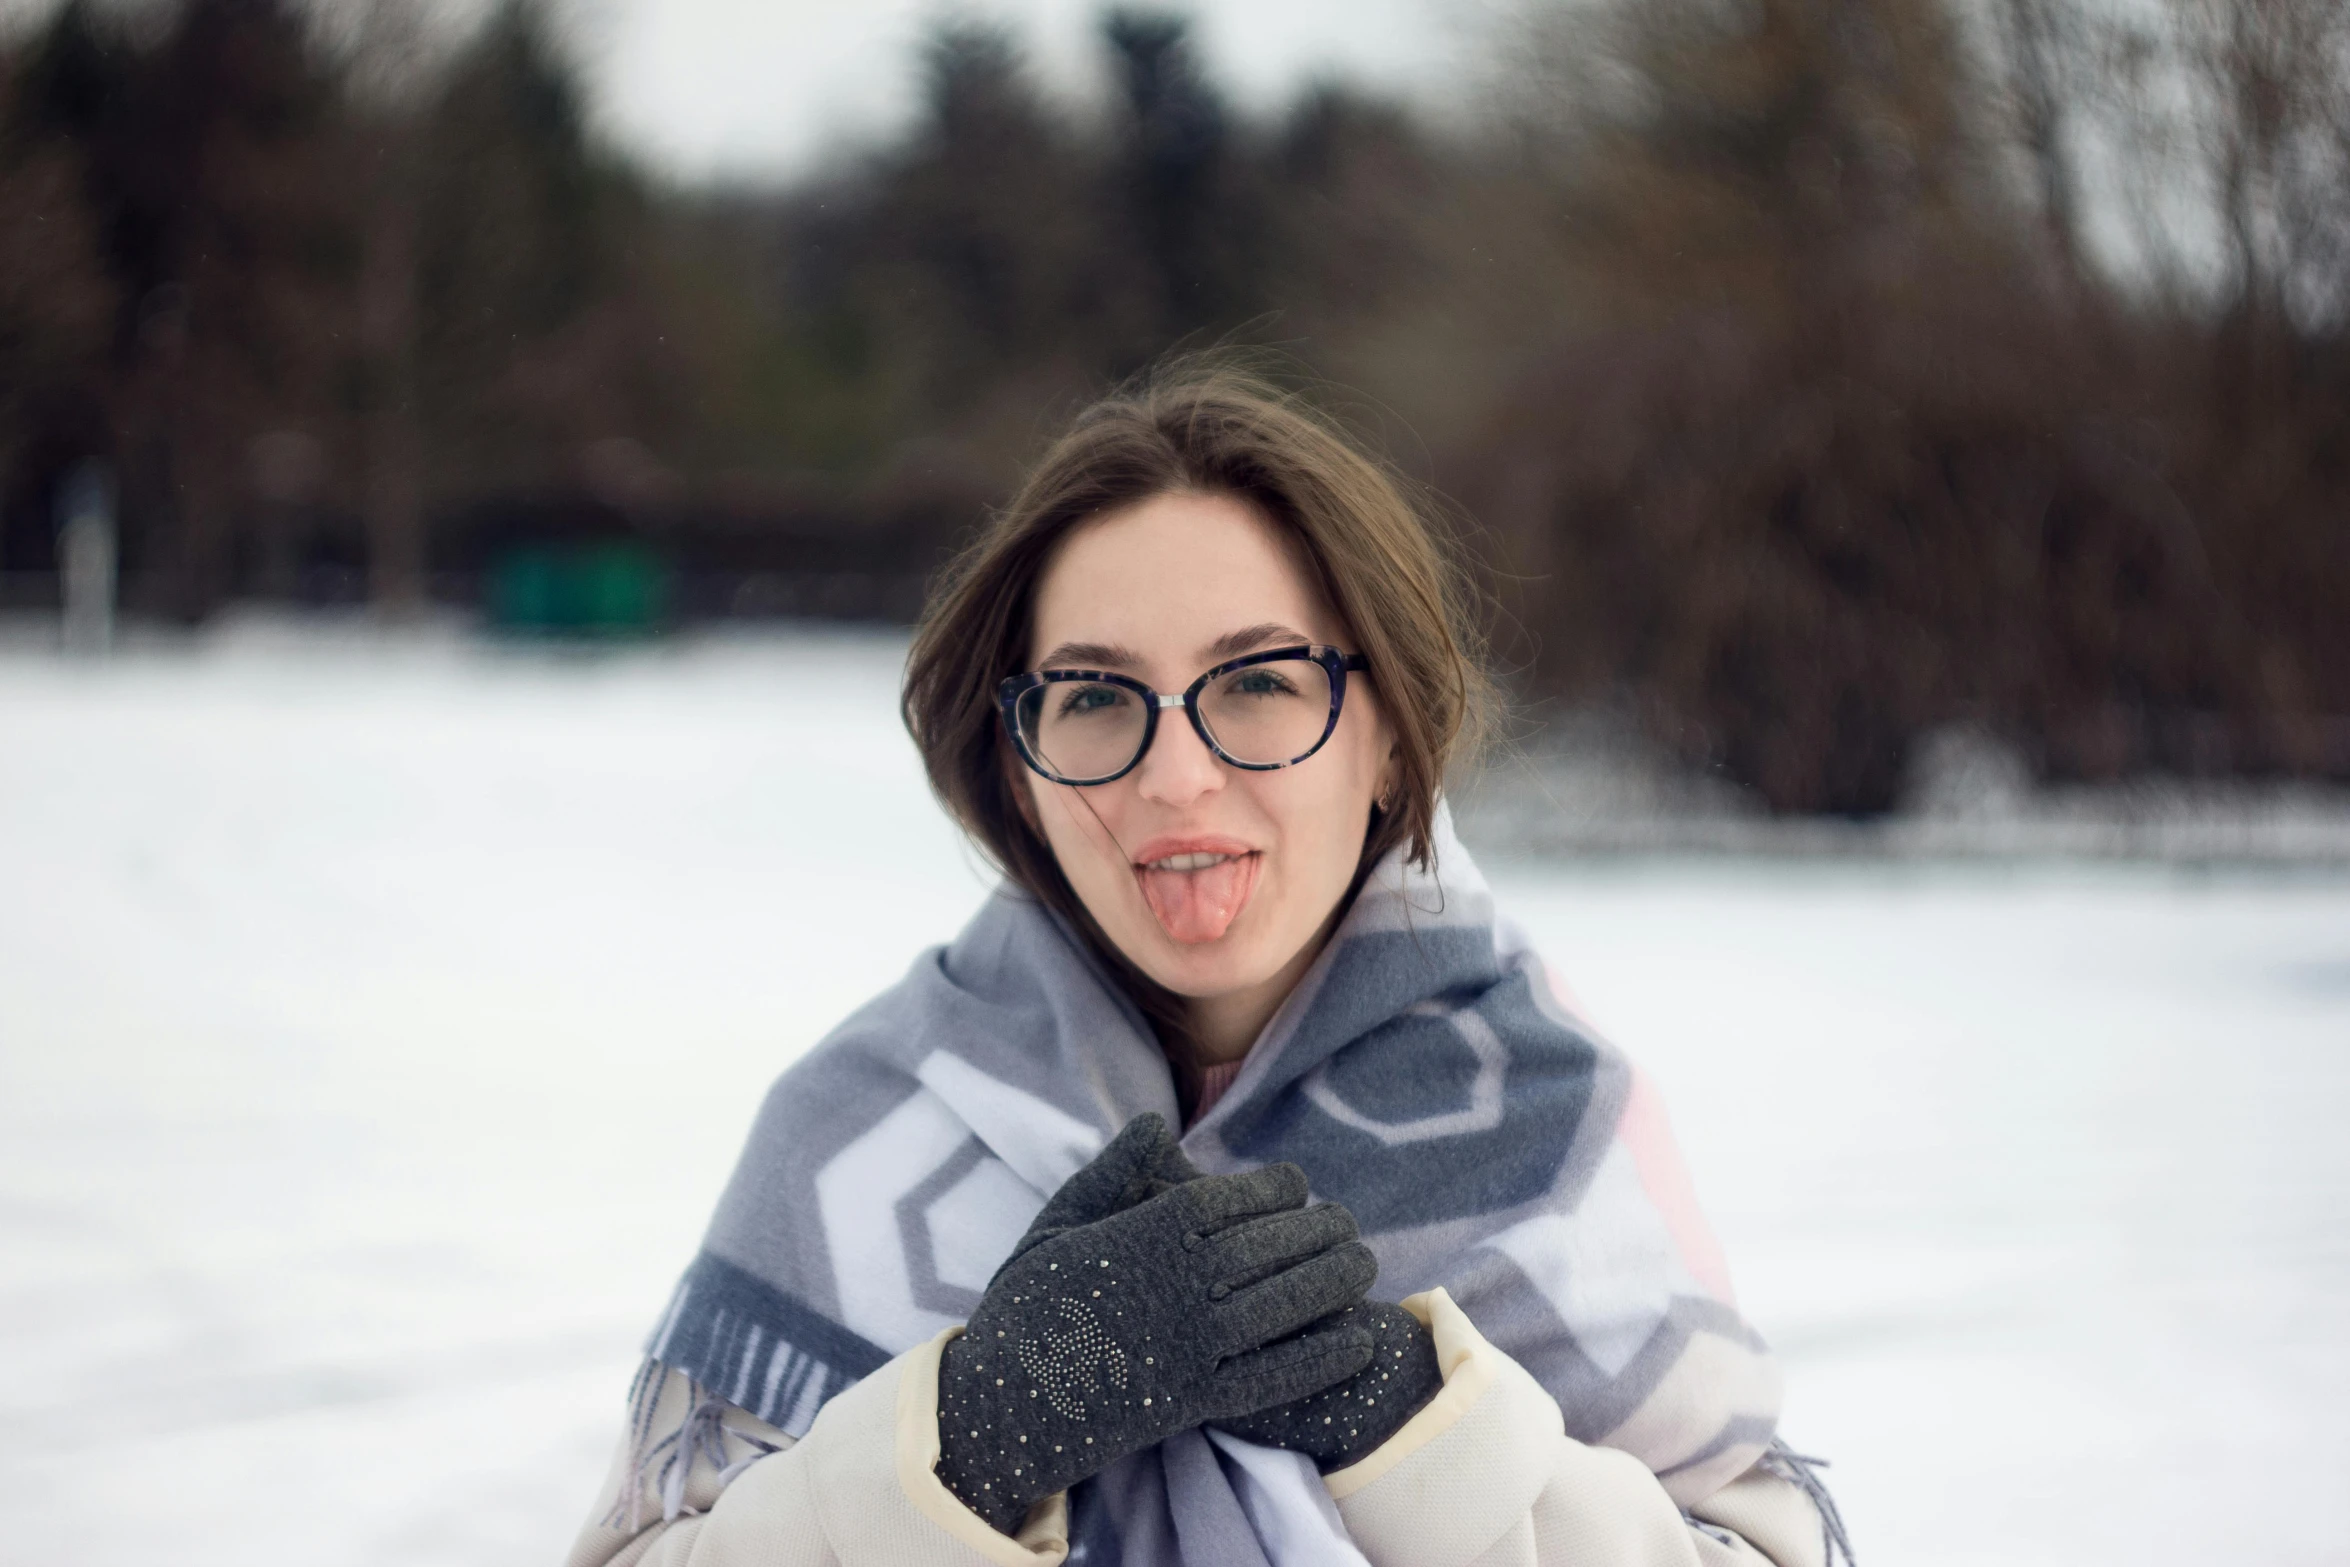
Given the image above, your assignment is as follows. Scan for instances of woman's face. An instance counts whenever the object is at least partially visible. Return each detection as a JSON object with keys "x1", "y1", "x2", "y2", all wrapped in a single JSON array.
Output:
[{"x1": 1019, "y1": 491, "x2": 1394, "y2": 1041}]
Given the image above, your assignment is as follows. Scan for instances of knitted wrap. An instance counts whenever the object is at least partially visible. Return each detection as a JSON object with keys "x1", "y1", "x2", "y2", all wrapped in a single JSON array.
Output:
[{"x1": 640, "y1": 811, "x2": 1781, "y2": 1564}]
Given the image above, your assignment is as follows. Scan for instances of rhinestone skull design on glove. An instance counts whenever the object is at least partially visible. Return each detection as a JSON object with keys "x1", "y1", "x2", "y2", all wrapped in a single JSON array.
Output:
[{"x1": 932, "y1": 1146, "x2": 1378, "y2": 1534}]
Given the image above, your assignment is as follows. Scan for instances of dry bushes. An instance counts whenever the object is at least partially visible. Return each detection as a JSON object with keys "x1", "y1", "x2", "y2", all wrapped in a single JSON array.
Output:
[{"x1": 1452, "y1": 0, "x2": 2350, "y2": 812}]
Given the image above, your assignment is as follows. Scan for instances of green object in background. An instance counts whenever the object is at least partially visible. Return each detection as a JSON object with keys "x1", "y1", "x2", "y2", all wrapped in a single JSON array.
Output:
[{"x1": 490, "y1": 542, "x2": 671, "y2": 635}]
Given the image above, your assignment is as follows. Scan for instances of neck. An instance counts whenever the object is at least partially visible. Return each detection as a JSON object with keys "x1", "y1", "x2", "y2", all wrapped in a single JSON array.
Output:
[
  {"x1": 1182, "y1": 985, "x2": 1288, "y2": 1066},
  {"x1": 1177, "y1": 908, "x2": 1339, "y2": 1066}
]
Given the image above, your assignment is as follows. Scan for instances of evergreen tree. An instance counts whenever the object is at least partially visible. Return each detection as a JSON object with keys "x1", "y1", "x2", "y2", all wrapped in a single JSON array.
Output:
[
  {"x1": 14, "y1": 0, "x2": 344, "y2": 617},
  {"x1": 414, "y1": 0, "x2": 635, "y2": 490},
  {"x1": 0, "y1": 25, "x2": 116, "y2": 573},
  {"x1": 861, "y1": 22, "x2": 1102, "y2": 418},
  {"x1": 1102, "y1": 9, "x2": 1262, "y2": 357}
]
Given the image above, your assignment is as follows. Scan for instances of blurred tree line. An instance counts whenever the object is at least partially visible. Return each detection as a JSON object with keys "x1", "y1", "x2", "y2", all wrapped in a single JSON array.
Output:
[{"x1": 0, "y1": 0, "x2": 2344, "y2": 811}]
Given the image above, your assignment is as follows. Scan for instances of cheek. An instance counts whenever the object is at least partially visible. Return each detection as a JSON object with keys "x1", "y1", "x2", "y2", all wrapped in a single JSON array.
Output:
[
  {"x1": 1326, "y1": 701, "x2": 1390, "y2": 811},
  {"x1": 1262, "y1": 734, "x2": 1382, "y2": 886},
  {"x1": 1029, "y1": 776, "x2": 1134, "y2": 888}
]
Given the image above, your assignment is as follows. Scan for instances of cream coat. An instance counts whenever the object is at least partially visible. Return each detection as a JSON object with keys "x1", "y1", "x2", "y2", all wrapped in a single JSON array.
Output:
[{"x1": 567, "y1": 1291, "x2": 1828, "y2": 1567}]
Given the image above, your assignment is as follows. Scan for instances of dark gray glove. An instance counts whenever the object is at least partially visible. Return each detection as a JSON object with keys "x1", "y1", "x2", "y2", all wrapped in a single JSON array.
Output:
[
  {"x1": 994, "y1": 1112, "x2": 1204, "y2": 1270},
  {"x1": 998, "y1": 1113, "x2": 1449, "y2": 1473},
  {"x1": 1213, "y1": 1297, "x2": 1444, "y2": 1470},
  {"x1": 933, "y1": 1138, "x2": 1378, "y2": 1533}
]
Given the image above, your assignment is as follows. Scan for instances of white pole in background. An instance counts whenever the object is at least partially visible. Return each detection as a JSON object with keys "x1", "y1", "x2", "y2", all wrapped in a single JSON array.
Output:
[{"x1": 56, "y1": 461, "x2": 116, "y2": 656}]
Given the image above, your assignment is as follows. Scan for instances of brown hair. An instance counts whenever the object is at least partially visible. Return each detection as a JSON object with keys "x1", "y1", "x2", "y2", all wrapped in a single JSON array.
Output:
[{"x1": 902, "y1": 360, "x2": 1495, "y2": 1056}]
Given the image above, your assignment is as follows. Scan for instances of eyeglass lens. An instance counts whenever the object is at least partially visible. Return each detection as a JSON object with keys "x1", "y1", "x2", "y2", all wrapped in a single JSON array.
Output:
[{"x1": 1014, "y1": 657, "x2": 1336, "y2": 780}]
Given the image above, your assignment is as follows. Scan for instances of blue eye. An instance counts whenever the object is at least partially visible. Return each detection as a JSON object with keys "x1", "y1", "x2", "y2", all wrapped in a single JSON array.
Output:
[
  {"x1": 1230, "y1": 669, "x2": 1299, "y2": 697},
  {"x1": 1057, "y1": 684, "x2": 1126, "y2": 716}
]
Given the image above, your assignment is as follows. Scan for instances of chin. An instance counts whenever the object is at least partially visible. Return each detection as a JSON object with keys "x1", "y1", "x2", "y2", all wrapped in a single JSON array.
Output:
[{"x1": 1131, "y1": 923, "x2": 1286, "y2": 1000}]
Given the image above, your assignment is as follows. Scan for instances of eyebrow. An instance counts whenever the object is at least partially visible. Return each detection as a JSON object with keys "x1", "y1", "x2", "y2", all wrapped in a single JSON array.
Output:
[
  {"x1": 1204, "y1": 623, "x2": 1311, "y2": 662},
  {"x1": 1036, "y1": 640, "x2": 1144, "y2": 670},
  {"x1": 1036, "y1": 623, "x2": 1310, "y2": 674}
]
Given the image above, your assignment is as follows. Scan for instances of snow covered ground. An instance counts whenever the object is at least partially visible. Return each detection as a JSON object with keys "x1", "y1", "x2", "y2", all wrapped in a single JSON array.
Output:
[{"x1": 3, "y1": 620, "x2": 2345, "y2": 1567}]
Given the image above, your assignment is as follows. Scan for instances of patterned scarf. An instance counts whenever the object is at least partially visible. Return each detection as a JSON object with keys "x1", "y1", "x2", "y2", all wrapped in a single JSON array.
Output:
[{"x1": 640, "y1": 812, "x2": 1781, "y2": 1563}]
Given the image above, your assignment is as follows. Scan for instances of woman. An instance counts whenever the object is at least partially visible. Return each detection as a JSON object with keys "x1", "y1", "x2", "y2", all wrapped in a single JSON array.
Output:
[{"x1": 567, "y1": 368, "x2": 1848, "y2": 1567}]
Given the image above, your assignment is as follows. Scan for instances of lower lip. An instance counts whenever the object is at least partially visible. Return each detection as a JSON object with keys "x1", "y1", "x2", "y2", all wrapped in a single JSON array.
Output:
[{"x1": 1133, "y1": 851, "x2": 1262, "y2": 946}]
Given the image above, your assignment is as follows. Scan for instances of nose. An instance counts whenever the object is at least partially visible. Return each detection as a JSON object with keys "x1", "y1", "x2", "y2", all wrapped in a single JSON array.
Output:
[{"x1": 1132, "y1": 698, "x2": 1224, "y2": 808}]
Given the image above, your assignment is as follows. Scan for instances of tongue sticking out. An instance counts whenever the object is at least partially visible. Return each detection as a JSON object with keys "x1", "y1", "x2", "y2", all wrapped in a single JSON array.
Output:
[{"x1": 1137, "y1": 854, "x2": 1261, "y2": 945}]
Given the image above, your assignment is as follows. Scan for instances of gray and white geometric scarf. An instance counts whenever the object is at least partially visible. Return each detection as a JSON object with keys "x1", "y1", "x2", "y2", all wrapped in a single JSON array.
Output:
[{"x1": 641, "y1": 811, "x2": 1782, "y2": 1564}]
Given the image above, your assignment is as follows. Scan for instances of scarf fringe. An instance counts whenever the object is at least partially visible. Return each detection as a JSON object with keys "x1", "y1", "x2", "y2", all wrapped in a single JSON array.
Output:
[
  {"x1": 604, "y1": 1358, "x2": 783, "y2": 1534},
  {"x1": 1759, "y1": 1439, "x2": 1856, "y2": 1567}
]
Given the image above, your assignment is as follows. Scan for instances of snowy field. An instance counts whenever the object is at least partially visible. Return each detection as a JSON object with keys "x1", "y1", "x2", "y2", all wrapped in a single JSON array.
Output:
[{"x1": 3, "y1": 620, "x2": 2345, "y2": 1567}]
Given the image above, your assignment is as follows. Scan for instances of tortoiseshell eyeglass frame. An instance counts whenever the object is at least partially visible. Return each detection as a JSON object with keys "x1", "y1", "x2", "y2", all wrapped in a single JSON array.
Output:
[{"x1": 997, "y1": 644, "x2": 1371, "y2": 786}]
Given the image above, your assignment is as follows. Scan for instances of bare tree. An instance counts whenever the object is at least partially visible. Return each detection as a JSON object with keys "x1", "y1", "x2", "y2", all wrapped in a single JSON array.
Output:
[
  {"x1": 2082, "y1": 0, "x2": 2350, "y2": 329},
  {"x1": 1989, "y1": 0, "x2": 2086, "y2": 273}
]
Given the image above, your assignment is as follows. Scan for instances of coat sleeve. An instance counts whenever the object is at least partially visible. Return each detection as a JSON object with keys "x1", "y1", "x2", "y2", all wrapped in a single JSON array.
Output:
[
  {"x1": 565, "y1": 1331, "x2": 1069, "y2": 1567},
  {"x1": 1325, "y1": 1291, "x2": 1829, "y2": 1567}
]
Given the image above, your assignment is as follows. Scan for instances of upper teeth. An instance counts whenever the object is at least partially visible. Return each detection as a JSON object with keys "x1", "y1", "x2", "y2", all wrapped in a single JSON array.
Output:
[{"x1": 1150, "y1": 852, "x2": 1233, "y2": 872}]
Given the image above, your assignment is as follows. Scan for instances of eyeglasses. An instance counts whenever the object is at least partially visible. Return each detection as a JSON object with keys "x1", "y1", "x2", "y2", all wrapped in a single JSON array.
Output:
[{"x1": 999, "y1": 644, "x2": 1372, "y2": 786}]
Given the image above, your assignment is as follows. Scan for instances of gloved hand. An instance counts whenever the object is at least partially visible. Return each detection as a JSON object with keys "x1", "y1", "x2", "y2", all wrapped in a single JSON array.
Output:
[
  {"x1": 992, "y1": 1112, "x2": 1204, "y2": 1272},
  {"x1": 995, "y1": 1113, "x2": 1448, "y2": 1474},
  {"x1": 1211, "y1": 1297, "x2": 1444, "y2": 1470},
  {"x1": 933, "y1": 1126, "x2": 1378, "y2": 1533}
]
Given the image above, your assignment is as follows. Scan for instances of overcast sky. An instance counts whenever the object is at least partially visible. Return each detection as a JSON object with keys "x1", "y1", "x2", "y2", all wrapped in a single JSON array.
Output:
[{"x1": 572, "y1": 0, "x2": 1477, "y2": 185}]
